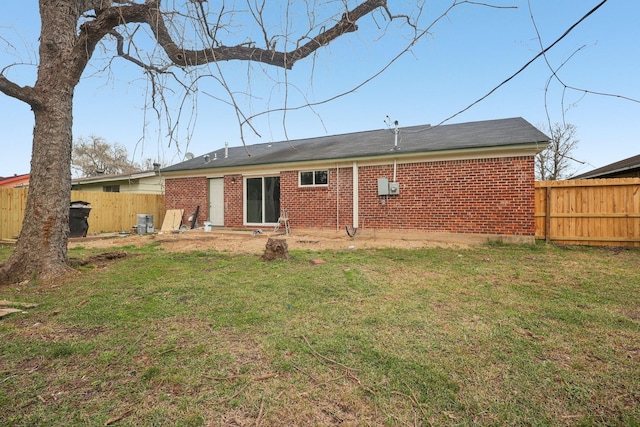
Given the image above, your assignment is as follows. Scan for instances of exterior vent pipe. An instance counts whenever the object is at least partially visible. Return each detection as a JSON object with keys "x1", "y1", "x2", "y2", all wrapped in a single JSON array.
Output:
[
  {"x1": 393, "y1": 121, "x2": 399, "y2": 181},
  {"x1": 394, "y1": 120, "x2": 399, "y2": 147},
  {"x1": 224, "y1": 142, "x2": 228, "y2": 159}
]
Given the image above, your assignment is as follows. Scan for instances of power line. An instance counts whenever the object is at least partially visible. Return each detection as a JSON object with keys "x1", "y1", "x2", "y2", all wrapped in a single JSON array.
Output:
[{"x1": 435, "y1": 0, "x2": 609, "y2": 126}]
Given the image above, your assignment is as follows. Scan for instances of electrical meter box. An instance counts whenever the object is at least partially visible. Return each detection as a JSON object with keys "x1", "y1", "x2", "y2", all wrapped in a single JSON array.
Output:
[
  {"x1": 389, "y1": 181, "x2": 400, "y2": 195},
  {"x1": 377, "y1": 177, "x2": 389, "y2": 195},
  {"x1": 378, "y1": 177, "x2": 400, "y2": 195}
]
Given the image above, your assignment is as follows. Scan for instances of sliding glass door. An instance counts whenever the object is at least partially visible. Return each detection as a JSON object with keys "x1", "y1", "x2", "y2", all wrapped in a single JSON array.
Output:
[{"x1": 245, "y1": 176, "x2": 280, "y2": 224}]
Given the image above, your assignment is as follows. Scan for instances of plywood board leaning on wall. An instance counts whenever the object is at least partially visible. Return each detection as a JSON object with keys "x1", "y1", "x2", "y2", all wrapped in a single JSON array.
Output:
[{"x1": 161, "y1": 209, "x2": 184, "y2": 232}]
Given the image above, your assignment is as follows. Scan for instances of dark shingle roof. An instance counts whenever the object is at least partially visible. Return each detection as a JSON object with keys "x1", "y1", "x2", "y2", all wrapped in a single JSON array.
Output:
[
  {"x1": 572, "y1": 154, "x2": 640, "y2": 179},
  {"x1": 162, "y1": 117, "x2": 548, "y2": 173}
]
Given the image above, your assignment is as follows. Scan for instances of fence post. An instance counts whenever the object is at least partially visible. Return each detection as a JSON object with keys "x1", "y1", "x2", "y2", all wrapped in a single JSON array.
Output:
[{"x1": 545, "y1": 185, "x2": 551, "y2": 243}]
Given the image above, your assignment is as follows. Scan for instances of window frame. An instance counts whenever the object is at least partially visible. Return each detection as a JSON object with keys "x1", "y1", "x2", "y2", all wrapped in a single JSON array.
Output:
[
  {"x1": 244, "y1": 175, "x2": 281, "y2": 226},
  {"x1": 298, "y1": 170, "x2": 329, "y2": 187},
  {"x1": 103, "y1": 185, "x2": 120, "y2": 193}
]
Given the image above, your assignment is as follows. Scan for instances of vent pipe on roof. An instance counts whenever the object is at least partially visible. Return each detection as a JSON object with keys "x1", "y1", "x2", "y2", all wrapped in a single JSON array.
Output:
[
  {"x1": 385, "y1": 116, "x2": 400, "y2": 150},
  {"x1": 390, "y1": 119, "x2": 400, "y2": 181},
  {"x1": 224, "y1": 142, "x2": 228, "y2": 159},
  {"x1": 394, "y1": 120, "x2": 399, "y2": 148}
]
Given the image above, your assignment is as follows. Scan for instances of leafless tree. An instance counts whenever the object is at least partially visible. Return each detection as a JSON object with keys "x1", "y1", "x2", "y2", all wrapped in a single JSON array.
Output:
[
  {"x1": 535, "y1": 122, "x2": 579, "y2": 180},
  {"x1": 0, "y1": 0, "x2": 431, "y2": 283},
  {"x1": 72, "y1": 135, "x2": 142, "y2": 178},
  {"x1": 0, "y1": 0, "x2": 614, "y2": 284}
]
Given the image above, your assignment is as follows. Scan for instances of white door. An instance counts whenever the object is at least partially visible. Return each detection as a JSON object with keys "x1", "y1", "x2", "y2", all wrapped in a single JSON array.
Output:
[{"x1": 209, "y1": 178, "x2": 224, "y2": 226}]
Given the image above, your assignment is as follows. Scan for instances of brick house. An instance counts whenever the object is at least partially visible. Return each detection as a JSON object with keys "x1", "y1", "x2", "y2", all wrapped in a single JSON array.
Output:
[
  {"x1": 572, "y1": 153, "x2": 640, "y2": 179},
  {"x1": 161, "y1": 117, "x2": 549, "y2": 241}
]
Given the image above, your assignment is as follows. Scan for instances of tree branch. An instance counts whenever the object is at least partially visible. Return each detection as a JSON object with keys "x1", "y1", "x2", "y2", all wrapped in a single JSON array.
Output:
[
  {"x1": 284, "y1": 0, "x2": 387, "y2": 68},
  {"x1": 109, "y1": 29, "x2": 169, "y2": 74},
  {"x1": 239, "y1": 0, "x2": 468, "y2": 126},
  {"x1": 0, "y1": 73, "x2": 41, "y2": 108},
  {"x1": 78, "y1": 0, "x2": 387, "y2": 70}
]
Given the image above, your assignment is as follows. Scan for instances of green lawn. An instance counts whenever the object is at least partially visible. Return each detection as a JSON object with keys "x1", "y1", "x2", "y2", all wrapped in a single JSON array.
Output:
[{"x1": 1, "y1": 242, "x2": 639, "y2": 426}]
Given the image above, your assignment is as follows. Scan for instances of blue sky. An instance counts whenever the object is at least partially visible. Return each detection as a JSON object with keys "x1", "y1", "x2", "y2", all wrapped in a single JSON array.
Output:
[{"x1": 0, "y1": 0, "x2": 638, "y2": 178}]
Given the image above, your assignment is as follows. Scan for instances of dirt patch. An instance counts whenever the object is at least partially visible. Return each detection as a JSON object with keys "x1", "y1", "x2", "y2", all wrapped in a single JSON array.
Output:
[
  {"x1": 68, "y1": 228, "x2": 498, "y2": 254},
  {"x1": 69, "y1": 251, "x2": 130, "y2": 268}
]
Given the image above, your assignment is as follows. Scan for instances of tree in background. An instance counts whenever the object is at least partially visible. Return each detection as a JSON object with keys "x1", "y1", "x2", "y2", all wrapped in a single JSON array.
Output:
[
  {"x1": 535, "y1": 122, "x2": 579, "y2": 181},
  {"x1": 72, "y1": 135, "x2": 142, "y2": 178}
]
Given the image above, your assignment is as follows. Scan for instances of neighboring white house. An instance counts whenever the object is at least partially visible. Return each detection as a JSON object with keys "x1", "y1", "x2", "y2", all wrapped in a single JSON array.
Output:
[{"x1": 71, "y1": 169, "x2": 165, "y2": 194}]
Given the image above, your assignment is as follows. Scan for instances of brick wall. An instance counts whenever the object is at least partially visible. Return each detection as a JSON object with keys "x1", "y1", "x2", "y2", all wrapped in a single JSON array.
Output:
[
  {"x1": 165, "y1": 156, "x2": 536, "y2": 235},
  {"x1": 357, "y1": 157, "x2": 535, "y2": 235},
  {"x1": 280, "y1": 168, "x2": 353, "y2": 230},
  {"x1": 224, "y1": 175, "x2": 244, "y2": 227},
  {"x1": 164, "y1": 177, "x2": 209, "y2": 226}
]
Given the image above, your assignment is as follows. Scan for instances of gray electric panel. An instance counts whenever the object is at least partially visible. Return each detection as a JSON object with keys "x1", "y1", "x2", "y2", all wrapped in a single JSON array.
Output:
[{"x1": 377, "y1": 177, "x2": 389, "y2": 195}]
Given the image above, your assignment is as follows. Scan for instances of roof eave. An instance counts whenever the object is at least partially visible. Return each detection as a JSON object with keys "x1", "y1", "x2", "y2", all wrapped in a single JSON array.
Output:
[
  {"x1": 71, "y1": 171, "x2": 159, "y2": 185},
  {"x1": 161, "y1": 143, "x2": 546, "y2": 178},
  {"x1": 574, "y1": 164, "x2": 640, "y2": 179}
]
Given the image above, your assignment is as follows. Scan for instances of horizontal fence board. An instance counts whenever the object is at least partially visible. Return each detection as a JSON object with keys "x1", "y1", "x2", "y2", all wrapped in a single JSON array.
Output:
[
  {"x1": 0, "y1": 189, "x2": 165, "y2": 240},
  {"x1": 535, "y1": 178, "x2": 640, "y2": 247},
  {"x1": 544, "y1": 236, "x2": 640, "y2": 242},
  {"x1": 536, "y1": 178, "x2": 640, "y2": 187},
  {"x1": 534, "y1": 213, "x2": 640, "y2": 218}
]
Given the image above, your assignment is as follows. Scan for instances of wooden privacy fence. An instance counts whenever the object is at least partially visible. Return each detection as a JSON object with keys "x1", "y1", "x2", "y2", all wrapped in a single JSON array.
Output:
[
  {"x1": 0, "y1": 189, "x2": 165, "y2": 240},
  {"x1": 3, "y1": 181, "x2": 640, "y2": 246},
  {"x1": 535, "y1": 178, "x2": 640, "y2": 247}
]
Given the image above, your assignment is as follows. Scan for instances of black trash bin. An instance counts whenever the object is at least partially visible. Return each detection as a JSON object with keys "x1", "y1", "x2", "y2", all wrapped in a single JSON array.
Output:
[{"x1": 69, "y1": 201, "x2": 92, "y2": 237}]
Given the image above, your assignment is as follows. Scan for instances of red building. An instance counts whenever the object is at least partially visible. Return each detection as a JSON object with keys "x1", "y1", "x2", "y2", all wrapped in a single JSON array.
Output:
[
  {"x1": 0, "y1": 174, "x2": 29, "y2": 188},
  {"x1": 161, "y1": 118, "x2": 548, "y2": 242}
]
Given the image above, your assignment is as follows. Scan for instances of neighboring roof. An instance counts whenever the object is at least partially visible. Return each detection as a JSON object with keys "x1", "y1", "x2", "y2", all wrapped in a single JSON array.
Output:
[
  {"x1": 0, "y1": 173, "x2": 30, "y2": 186},
  {"x1": 162, "y1": 117, "x2": 549, "y2": 173},
  {"x1": 572, "y1": 154, "x2": 640, "y2": 179},
  {"x1": 72, "y1": 170, "x2": 160, "y2": 185}
]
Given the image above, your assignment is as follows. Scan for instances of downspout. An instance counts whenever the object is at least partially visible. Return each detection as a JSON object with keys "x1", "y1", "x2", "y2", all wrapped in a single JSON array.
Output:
[
  {"x1": 352, "y1": 161, "x2": 359, "y2": 229},
  {"x1": 393, "y1": 159, "x2": 397, "y2": 182},
  {"x1": 336, "y1": 163, "x2": 340, "y2": 231}
]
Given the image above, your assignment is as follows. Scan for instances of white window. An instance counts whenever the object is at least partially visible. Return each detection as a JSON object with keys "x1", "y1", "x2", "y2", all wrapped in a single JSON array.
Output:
[{"x1": 299, "y1": 170, "x2": 328, "y2": 187}]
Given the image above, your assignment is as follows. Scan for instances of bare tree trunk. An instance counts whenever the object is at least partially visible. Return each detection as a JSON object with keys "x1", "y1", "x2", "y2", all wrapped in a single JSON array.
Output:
[
  {"x1": 0, "y1": 98, "x2": 75, "y2": 284},
  {"x1": 0, "y1": 2, "x2": 79, "y2": 284}
]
